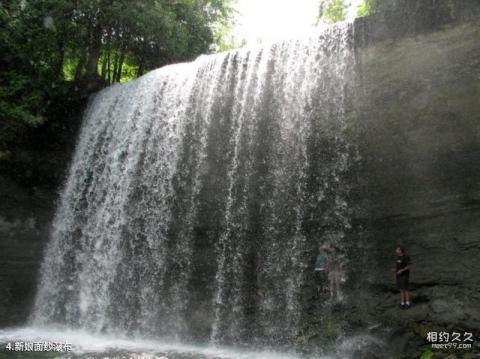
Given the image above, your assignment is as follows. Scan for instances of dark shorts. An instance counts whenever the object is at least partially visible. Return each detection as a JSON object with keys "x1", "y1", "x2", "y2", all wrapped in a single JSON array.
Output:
[{"x1": 396, "y1": 275, "x2": 409, "y2": 290}]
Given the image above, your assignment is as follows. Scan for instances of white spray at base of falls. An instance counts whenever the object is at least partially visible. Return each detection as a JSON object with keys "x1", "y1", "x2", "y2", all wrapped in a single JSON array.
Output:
[{"x1": 31, "y1": 22, "x2": 356, "y2": 348}]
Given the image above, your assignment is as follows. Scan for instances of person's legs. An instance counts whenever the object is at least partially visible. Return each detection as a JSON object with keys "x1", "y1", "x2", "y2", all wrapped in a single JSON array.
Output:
[
  {"x1": 315, "y1": 271, "x2": 322, "y2": 293},
  {"x1": 328, "y1": 271, "x2": 336, "y2": 299},
  {"x1": 405, "y1": 275, "x2": 411, "y2": 307},
  {"x1": 398, "y1": 276, "x2": 411, "y2": 308},
  {"x1": 331, "y1": 271, "x2": 340, "y2": 301},
  {"x1": 334, "y1": 271, "x2": 342, "y2": 301},
  {"x1": 315, "y1": 270, "x2": 328, "y2": 295}
]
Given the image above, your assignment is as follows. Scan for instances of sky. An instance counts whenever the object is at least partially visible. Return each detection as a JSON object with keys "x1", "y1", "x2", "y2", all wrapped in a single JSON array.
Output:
[{"x1": 232, "y1": 0, "x2": 364, "y2": 45}]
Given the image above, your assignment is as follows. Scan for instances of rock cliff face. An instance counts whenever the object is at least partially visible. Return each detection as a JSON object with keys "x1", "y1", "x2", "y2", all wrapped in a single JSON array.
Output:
[
  {"x1": 353, "y1": 0, "x2": 480, "y2": 320},
  {"x1": 340, "y1": 1, "x2": 480, "y2": 356},
  {"x1": 0, "y1": 97, "x2": 85, "y2": 327},
  {"x1": 0, "y1": 0, "x2": 479, "y2": 356},
  {"x1": 0, "y1": 176, "x2": 55, "y2": 326}
]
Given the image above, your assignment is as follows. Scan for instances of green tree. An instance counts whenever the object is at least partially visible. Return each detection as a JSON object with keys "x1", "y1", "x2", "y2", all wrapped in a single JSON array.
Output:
[
  {"x1": 0, "y1": 0, "x2": 56, "y2": 143},
  {"x1": 323, "y1": 0, "x2": 346, "y2": 24},
  {"x1": 213, "y1": 22, "x2": 246, "y2": 52},
  {"x1": 0, "y1": 0, "x2": 235, "y2": 148},
  {"x1": 358, "y1": 0, "x2": 378, "y2": 17}
]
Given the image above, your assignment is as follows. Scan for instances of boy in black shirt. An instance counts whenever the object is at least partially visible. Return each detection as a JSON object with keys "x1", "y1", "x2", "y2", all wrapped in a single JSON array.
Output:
[{"x1": 395, "y1": 246, "x2": 411, "y2": 309}]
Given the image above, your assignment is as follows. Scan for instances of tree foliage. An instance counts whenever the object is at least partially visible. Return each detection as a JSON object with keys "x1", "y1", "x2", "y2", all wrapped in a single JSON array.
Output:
[
  {"x1": 0, "y1": 0, "x2": 234, "y2": 147},
  {"x1": 358, "y1": 0, "x2": 378, "y2": 17},
  {"x1": 322, "y1": 0, "x2": 346, "y2": 24}
]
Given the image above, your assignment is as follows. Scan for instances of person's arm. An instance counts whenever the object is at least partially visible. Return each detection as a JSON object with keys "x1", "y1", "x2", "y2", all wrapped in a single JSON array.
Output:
[
  {"x1": 396, "y1": 264, "x2": 411, "y2": 274},
  {"x1": 397, "y1": 258, "x2": 412, "y2": 274}
]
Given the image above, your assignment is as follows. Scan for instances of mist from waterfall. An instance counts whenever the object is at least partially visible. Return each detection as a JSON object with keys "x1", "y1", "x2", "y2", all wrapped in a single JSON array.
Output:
[{"x1": 31, "y1": 22, "x2": 357, "y2": 349}]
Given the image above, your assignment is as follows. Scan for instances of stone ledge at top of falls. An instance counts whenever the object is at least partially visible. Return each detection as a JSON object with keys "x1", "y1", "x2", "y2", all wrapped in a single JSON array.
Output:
[{"x1": 353, "y1": 0, "x2": 480, "y2": 48}]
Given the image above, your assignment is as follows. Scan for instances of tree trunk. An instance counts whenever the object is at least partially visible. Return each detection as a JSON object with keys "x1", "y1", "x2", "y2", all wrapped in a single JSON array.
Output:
[
  {"x1": 106, "y1": 51, "x2": 111, "y2": 84},
  {"x1": 101, "y1": 33, "x2": 112, "y2": 84},
  {"x1": 111, "y1": 51, "x2": 119, "y2": 84},
  {"x1": 54, "y1": 39, "x2": 65, "y2": 80},
  {"x1": 115, "y1": 50, "x2": 125, "y2": 83},
  {"x1": 85, "y1": 25, "x2": 102, "y2": 82},
  {"x1": 100, "y1": 51, "x2": 108, "y2": 83},
  {"x1": 136, "y1": 60, "x2": 144, "y2": 77},
  {"x1": 74, "y1": 49, "x2": 87, "y2": 82}
]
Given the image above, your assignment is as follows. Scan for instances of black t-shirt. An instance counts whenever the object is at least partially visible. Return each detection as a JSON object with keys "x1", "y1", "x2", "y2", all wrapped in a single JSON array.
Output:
[{"x1": 396, "y1": 255, "x2": 411, "y2": 277}]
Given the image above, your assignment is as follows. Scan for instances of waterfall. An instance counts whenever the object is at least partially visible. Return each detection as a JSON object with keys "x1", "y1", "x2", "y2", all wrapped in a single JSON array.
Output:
[{"x1": 31, "y1": 22, "x2": 356, "y2": 348}]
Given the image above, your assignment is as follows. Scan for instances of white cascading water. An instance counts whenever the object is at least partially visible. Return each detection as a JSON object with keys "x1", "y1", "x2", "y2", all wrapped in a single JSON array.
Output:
[{"x1": 31, "y1": 22, "x2": 356, "y2": 350}]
